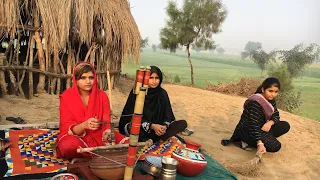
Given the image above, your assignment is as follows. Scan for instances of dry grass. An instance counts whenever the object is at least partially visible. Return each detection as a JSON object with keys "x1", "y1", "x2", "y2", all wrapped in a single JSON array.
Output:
[
  {"x1": 205, "y1": 77, "x2": 261, "y2": 97},
  {"x1": 0, "y1": 0, "x2": 140, "y2": 61}
]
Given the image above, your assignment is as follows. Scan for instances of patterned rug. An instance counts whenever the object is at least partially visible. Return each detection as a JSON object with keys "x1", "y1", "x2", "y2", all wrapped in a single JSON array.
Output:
[
  {"x1": 137, "y1": 137, "x2": 185, "y2": 160},
  {"x1": 3, "y1": 129, "x2": 69, "y2": 177},
  {"x1": 2, "y1": 129, "x2": 184, "y2": 177}
]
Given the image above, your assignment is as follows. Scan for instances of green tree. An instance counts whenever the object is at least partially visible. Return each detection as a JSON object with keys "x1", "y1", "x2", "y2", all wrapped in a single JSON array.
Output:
[
  {"x1": 152, "y1": 44, "x2": 157, "y2": 52},
  {"x1": 249, "y1": 48, "x2": 274, "y2": 77},
  {"x1": 268, "y1": 64, "x2": 301, "y2": 112},
  {"x1": 216, "y1": 47, "x2": 225, "y2": 55},
  {"x1": 244, "y1": 41, "x2": 262, "y2": 52},
  {"x1": 160, "y1": 0, "x2": 227, "y2": 85},
  {"x1": 240, "y1": 51, "x2": 250, "y2": 59},
  {"x1": 241, "y1": 41, "x2": 262, "y2": 59},
  {"x1": 266, "y1": 43, "x2": 320, "y2": 112},
  {"x1": 140, "y1": 37, "x2": 149, "y2": 52},
  {"x1": 276, "y1": 43, "x2": 320, "y2": 78},
  {"x1": 174, "y1": 75, "x2": 181, "y2": 83}
]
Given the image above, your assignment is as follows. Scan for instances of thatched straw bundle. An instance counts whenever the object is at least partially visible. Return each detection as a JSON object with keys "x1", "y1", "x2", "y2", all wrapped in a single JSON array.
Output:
[
  {"x1": 0, "y1": 0, "x2": 140, "y2": 98},
  {"x1": 0, "y1": 0, "x2": 140, "y2": 60}
]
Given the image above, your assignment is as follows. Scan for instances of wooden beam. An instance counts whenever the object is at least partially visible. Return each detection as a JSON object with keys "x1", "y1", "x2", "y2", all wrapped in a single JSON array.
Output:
[
  {"x1": 0, "y1": 65, "x2": 120, "y2": 79},
  {"x1": 0, "y1": 24, "x2": 41, "y2": 32},
  {"x1": 0, "y1": 122, "x2": 59, "y2": 130}
]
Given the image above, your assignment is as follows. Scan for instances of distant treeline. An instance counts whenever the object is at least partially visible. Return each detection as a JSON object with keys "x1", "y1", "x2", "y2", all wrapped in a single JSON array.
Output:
[{"x1": 158, "y1": 51, "x2": 320, "y2": 79}]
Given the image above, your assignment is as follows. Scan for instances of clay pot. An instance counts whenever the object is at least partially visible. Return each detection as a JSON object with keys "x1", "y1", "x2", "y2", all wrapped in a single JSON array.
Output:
[
  {"x1": 171, "y1": 141, "x2": 207, "y2": 177},
  {"x1": 89, "y1": 150, "x2": 127, "y2": 180}
]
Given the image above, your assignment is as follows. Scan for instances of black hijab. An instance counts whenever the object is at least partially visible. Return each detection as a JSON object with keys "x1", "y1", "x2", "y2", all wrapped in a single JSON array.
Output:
[
  {"x1": 119, "y1": 66, "x2": 175, "y2": 134},
  {"x1": 143, "y1": 66, "x2": 166, "y2": 124}
]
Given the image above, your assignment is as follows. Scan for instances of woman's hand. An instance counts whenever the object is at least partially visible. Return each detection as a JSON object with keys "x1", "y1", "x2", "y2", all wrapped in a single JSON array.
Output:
[
  {"x1": 256, "y1": 141, "x2": 266, "y2": 154},
  {"x1": 82, "y1": 117, "x2": 100, "y2": 131},
  {"x1": 151, "y1": 124, "x2": 167, "y2": 136},
  {"x1": 261, "y1": 120, "x2": 274, "y2": 132},
  {"x1": 102, "y1": 129, "x2": 112, "y2": 144},
  {"x1": 257, "y1": 143, "x2": 267, "y2": 154}
]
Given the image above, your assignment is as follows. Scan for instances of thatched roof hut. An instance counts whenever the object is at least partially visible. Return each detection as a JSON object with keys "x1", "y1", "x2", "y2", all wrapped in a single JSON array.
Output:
[{"x1": 0, "y1": 0, "x2": 140, "y2": 99}]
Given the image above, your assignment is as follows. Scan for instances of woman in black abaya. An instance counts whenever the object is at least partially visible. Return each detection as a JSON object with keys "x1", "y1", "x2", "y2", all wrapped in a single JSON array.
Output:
[{"x1": 119, "y1": 66, "x2": 187, "y2": 142}]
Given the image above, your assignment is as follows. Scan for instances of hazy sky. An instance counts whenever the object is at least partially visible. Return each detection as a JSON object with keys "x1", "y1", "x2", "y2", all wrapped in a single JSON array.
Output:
[{"x1": 130, "y1": 0, "x2": 320, "y2": 53}]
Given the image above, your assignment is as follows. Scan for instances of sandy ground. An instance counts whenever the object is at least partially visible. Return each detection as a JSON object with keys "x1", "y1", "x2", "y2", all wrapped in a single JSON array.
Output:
[{"x1": 0, "y1": 81, "x2": 320, "y2": 180}]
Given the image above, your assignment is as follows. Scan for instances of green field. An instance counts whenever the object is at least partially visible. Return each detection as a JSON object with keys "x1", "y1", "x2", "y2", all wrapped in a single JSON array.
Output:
[{"x1": 123, "y1": 49, "x2": 320, "y2": 122}]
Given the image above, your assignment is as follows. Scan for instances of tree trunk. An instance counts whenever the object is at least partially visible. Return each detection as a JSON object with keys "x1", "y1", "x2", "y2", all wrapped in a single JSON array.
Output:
[
  {"x1": 34, "y1": 10, "x2": 46, "y2": 93},
  {"x1": 186, "y1": 44, "x2": 194, "y2": 86},
  {"x1": 0, "y1": 54, "x2": 7, "y2": 95}
]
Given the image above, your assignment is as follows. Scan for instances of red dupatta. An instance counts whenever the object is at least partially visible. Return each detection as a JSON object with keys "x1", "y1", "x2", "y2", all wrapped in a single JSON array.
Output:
[{"x1": 57, "y1": 62, "x2": 114, "y2": 147}]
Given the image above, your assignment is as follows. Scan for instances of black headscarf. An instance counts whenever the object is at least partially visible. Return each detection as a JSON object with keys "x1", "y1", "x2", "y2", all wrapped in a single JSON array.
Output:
[
  {"x1": 143, "y1": 66, "x2": 165, "y2": 124},
  {"x1": 119, "y1": 66, "x2": 175, "y2": 135}
]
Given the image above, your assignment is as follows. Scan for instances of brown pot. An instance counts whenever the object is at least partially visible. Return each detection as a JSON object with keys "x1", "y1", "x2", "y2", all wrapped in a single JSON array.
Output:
[{"x1": 89, "y1": 150, "x2": 127, "y2": 180}]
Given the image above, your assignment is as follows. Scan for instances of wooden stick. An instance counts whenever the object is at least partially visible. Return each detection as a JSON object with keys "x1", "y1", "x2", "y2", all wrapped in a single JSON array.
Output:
[
  {"x1": 84, "y1": 43, "x2": 95, "y2": 62},
  {"x1": 0, "y1": 122, "x2": 59, "y2": 130},
  {"x1": 107, "y1": 70, "x2": 112, "y2": 109},
  {"x1": 0, "y1": 24, "x2": 41, "y2": 31},
  {"x1": 33, "y1": 9, "x2": 46, "y2": 93},
  {"x1": 66, "y1": 46, "x2": 72, "y2": 89},
  {"x1": 0, "y1": 66, "x2": 120, "y2": 78},
  {"x1": 77, "y1": 141, "x2": 151, "y2": 153},
  {"x1": 0, "y1": 54, "x2": 7, "y2": 95},
  {"x1": 28, "y1": 33, "x2": 35, "y2": 99}
]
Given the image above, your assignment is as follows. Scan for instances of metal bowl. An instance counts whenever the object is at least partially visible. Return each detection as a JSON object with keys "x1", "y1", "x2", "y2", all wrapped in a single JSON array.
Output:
[
  {"x1": 141, "y1": 156, "x2": 162, "y2": 177},
  {"x1": 50, "y1": 173, "x2": 78, "y2": 180}
]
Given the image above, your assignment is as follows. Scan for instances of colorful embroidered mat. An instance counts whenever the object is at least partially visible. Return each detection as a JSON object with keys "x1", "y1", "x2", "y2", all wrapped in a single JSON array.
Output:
[
  {"x1": 4, "y1": 129, "x2": 69, "y2": 177},
  {"x1": 137, "y1": 137, "x2": 185, "y2": 160}
]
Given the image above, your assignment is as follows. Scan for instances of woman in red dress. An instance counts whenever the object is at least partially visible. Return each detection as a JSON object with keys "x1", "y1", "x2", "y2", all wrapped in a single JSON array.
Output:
[{"x1": 56, "y1": 62, "x2": 128, "y2": 158}]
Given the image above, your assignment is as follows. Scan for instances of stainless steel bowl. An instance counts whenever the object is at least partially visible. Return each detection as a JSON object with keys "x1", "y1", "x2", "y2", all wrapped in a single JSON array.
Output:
[
  {"x1": 50, "y1": 173, "x2": 78, "y2": 180},
  {"x1": 142, "y1": 156, "x2": 162, "y2": 177}
]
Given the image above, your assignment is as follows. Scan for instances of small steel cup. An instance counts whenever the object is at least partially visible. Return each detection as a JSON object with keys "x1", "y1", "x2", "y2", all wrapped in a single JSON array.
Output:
[{"x1": 161, "y1": 157, "x2": 179, "y2": 170}]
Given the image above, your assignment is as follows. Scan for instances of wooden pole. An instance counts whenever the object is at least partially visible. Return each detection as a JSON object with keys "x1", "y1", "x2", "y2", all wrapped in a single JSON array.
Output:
[
  {"x1": 15, "y1": 33, "x2": 22, "y2": 97},
  {"x1": 124, "y1": 85, "x2": 147, "y2": 180},
  {"x1": 34, "y1": 10, "x2": 46, "y2": 93},
  {"x1": 107, "y1": 71, "x2": 112, "y2": 108},
  {"x1": 0, "y1": 54, "x2": 7, "y2": 95},
  {"x1": 106, "y1": 70, "x2": 115, "y2": 145},
  {"x1": 124, "y1": 67, "x2": 151, "y2": 180},
  {"x1": 0, "y1": 66, "x2": 120, "y2": 78},
  {"x1": 17, "y1": 35, "x2": 32, "y2": 98},
  {"x1": 45, "y1": 39, "x2": 51, "y2": 93},
  {"x1": 143, "y1": 67, "x2": 151, "y2": 95},
  {"x1": 51, "y1": 46, "x2": 58, "y2": 94},
  {"x1": 77, "y1": 141, "x2": 150, "y2": 153},
  {"x1": 66, "y1": 46, "x2": 72, "y2": 89},
  {"x1": 133, "y1": 66, "x2": 145, "y2": 94},
  {"x1": 28, "y1": 34, "x2": 35, "y2": 99}
]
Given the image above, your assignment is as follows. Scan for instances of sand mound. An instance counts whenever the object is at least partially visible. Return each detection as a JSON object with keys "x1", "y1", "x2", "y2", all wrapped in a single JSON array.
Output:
[{"x1": 205, "y1": 77, "x2": 260, "y2": 98}]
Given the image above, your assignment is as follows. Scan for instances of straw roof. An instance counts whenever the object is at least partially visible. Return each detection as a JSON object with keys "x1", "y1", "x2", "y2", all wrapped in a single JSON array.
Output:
[{"x1": 0, "y1": 0, "x2": 140, "y2": 61}]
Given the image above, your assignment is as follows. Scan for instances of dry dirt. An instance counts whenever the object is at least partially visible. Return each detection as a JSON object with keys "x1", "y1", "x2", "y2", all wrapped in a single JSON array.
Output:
[{"x1": 1, "y1": 80, "x2": 319, "y2": 180}]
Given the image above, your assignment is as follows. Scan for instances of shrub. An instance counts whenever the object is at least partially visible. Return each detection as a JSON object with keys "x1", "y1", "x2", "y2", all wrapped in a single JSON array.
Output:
[
  {"x1": 268, "y1": 64, "x2": 302, "y2": 112},
  {"x1": 174, "y1": 75, "x2": 181, "y2": 83}
]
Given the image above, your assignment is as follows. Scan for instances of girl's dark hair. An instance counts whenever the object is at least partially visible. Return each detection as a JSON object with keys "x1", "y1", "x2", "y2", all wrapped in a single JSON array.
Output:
[
  {"x1": 255, "y1": 77, "x2": 281, "y2": 93},
  {"x1": 74, "y1": 63, "x2": 94, "y2": 80}
]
